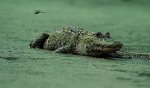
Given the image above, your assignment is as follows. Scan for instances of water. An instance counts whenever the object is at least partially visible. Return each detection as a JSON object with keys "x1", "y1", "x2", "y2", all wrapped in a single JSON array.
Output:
[{"x1": 0, "y1": 0, "x2": 150, "y2": 88}]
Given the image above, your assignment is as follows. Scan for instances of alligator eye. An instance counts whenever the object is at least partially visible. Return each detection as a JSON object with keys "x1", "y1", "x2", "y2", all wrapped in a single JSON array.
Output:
[
  {"x1": 105, "y1": 32, "x2": 111, "y2": 38},
  {"x1": 95, "y1": 32, "x2": 103, "y2": 38}
]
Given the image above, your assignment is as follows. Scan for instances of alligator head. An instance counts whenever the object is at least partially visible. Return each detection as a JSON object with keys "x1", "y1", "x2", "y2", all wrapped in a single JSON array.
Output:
[{"x1": 76, "y1": 32, "x2": 123, "y2": 56}]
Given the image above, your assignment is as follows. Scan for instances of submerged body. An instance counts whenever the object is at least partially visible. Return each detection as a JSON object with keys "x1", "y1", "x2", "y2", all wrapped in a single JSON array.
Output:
[{"x1": 30, "y1": 26, "x2": 150, "y2": 59}]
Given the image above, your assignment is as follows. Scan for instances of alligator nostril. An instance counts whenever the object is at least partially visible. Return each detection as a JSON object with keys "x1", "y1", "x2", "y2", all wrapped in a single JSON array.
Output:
[
  {"x1": 105, "y1": 32, "x2": 111, "y2": 38},
  {"x1": 113, "y1": 41, "x2": 123, "y2": 48}
]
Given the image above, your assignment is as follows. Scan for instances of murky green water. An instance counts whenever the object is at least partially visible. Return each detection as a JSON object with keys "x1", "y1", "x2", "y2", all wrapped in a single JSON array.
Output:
[{"x1": 0, "y1": 0, "x2": 150, "y2": 88}]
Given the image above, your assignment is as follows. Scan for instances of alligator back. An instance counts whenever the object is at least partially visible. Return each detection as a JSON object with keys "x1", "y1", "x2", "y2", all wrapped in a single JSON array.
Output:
[{"x1": 43, "y1": 31, "x2": 78, "y2": 51}]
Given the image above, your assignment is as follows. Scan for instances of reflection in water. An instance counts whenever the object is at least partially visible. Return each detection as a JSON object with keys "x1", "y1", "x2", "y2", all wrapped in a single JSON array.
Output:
[{"x1": 0, "y1": 56, "x2": 19, "y2": 61}]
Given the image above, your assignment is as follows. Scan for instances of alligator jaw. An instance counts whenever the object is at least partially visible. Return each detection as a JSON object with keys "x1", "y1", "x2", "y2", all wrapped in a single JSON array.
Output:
[{"x1": 87, "y1": 42, "x2": 123, "y2": 57}]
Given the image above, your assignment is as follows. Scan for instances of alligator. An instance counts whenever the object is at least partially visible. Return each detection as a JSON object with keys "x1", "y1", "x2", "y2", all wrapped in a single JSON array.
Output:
[{"x1": 29, "y1": 26, "x2": 150, "y2": 59}]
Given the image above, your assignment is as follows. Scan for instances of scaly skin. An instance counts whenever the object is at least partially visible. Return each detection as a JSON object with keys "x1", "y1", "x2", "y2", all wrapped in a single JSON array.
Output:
[{"x1": 30, "y1": 26, "x2": 150, "y2": 59}]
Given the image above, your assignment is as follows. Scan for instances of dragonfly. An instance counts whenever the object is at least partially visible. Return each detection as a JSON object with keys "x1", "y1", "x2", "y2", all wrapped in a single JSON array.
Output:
[{"x1": 34, "y1": 10, "x2": 45, "y2": 14}]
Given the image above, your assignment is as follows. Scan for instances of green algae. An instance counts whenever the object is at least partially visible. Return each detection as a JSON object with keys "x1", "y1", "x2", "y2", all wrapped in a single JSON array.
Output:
[{"x1": 0, "y1": 0, "x2": 150, "y2": 88}]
